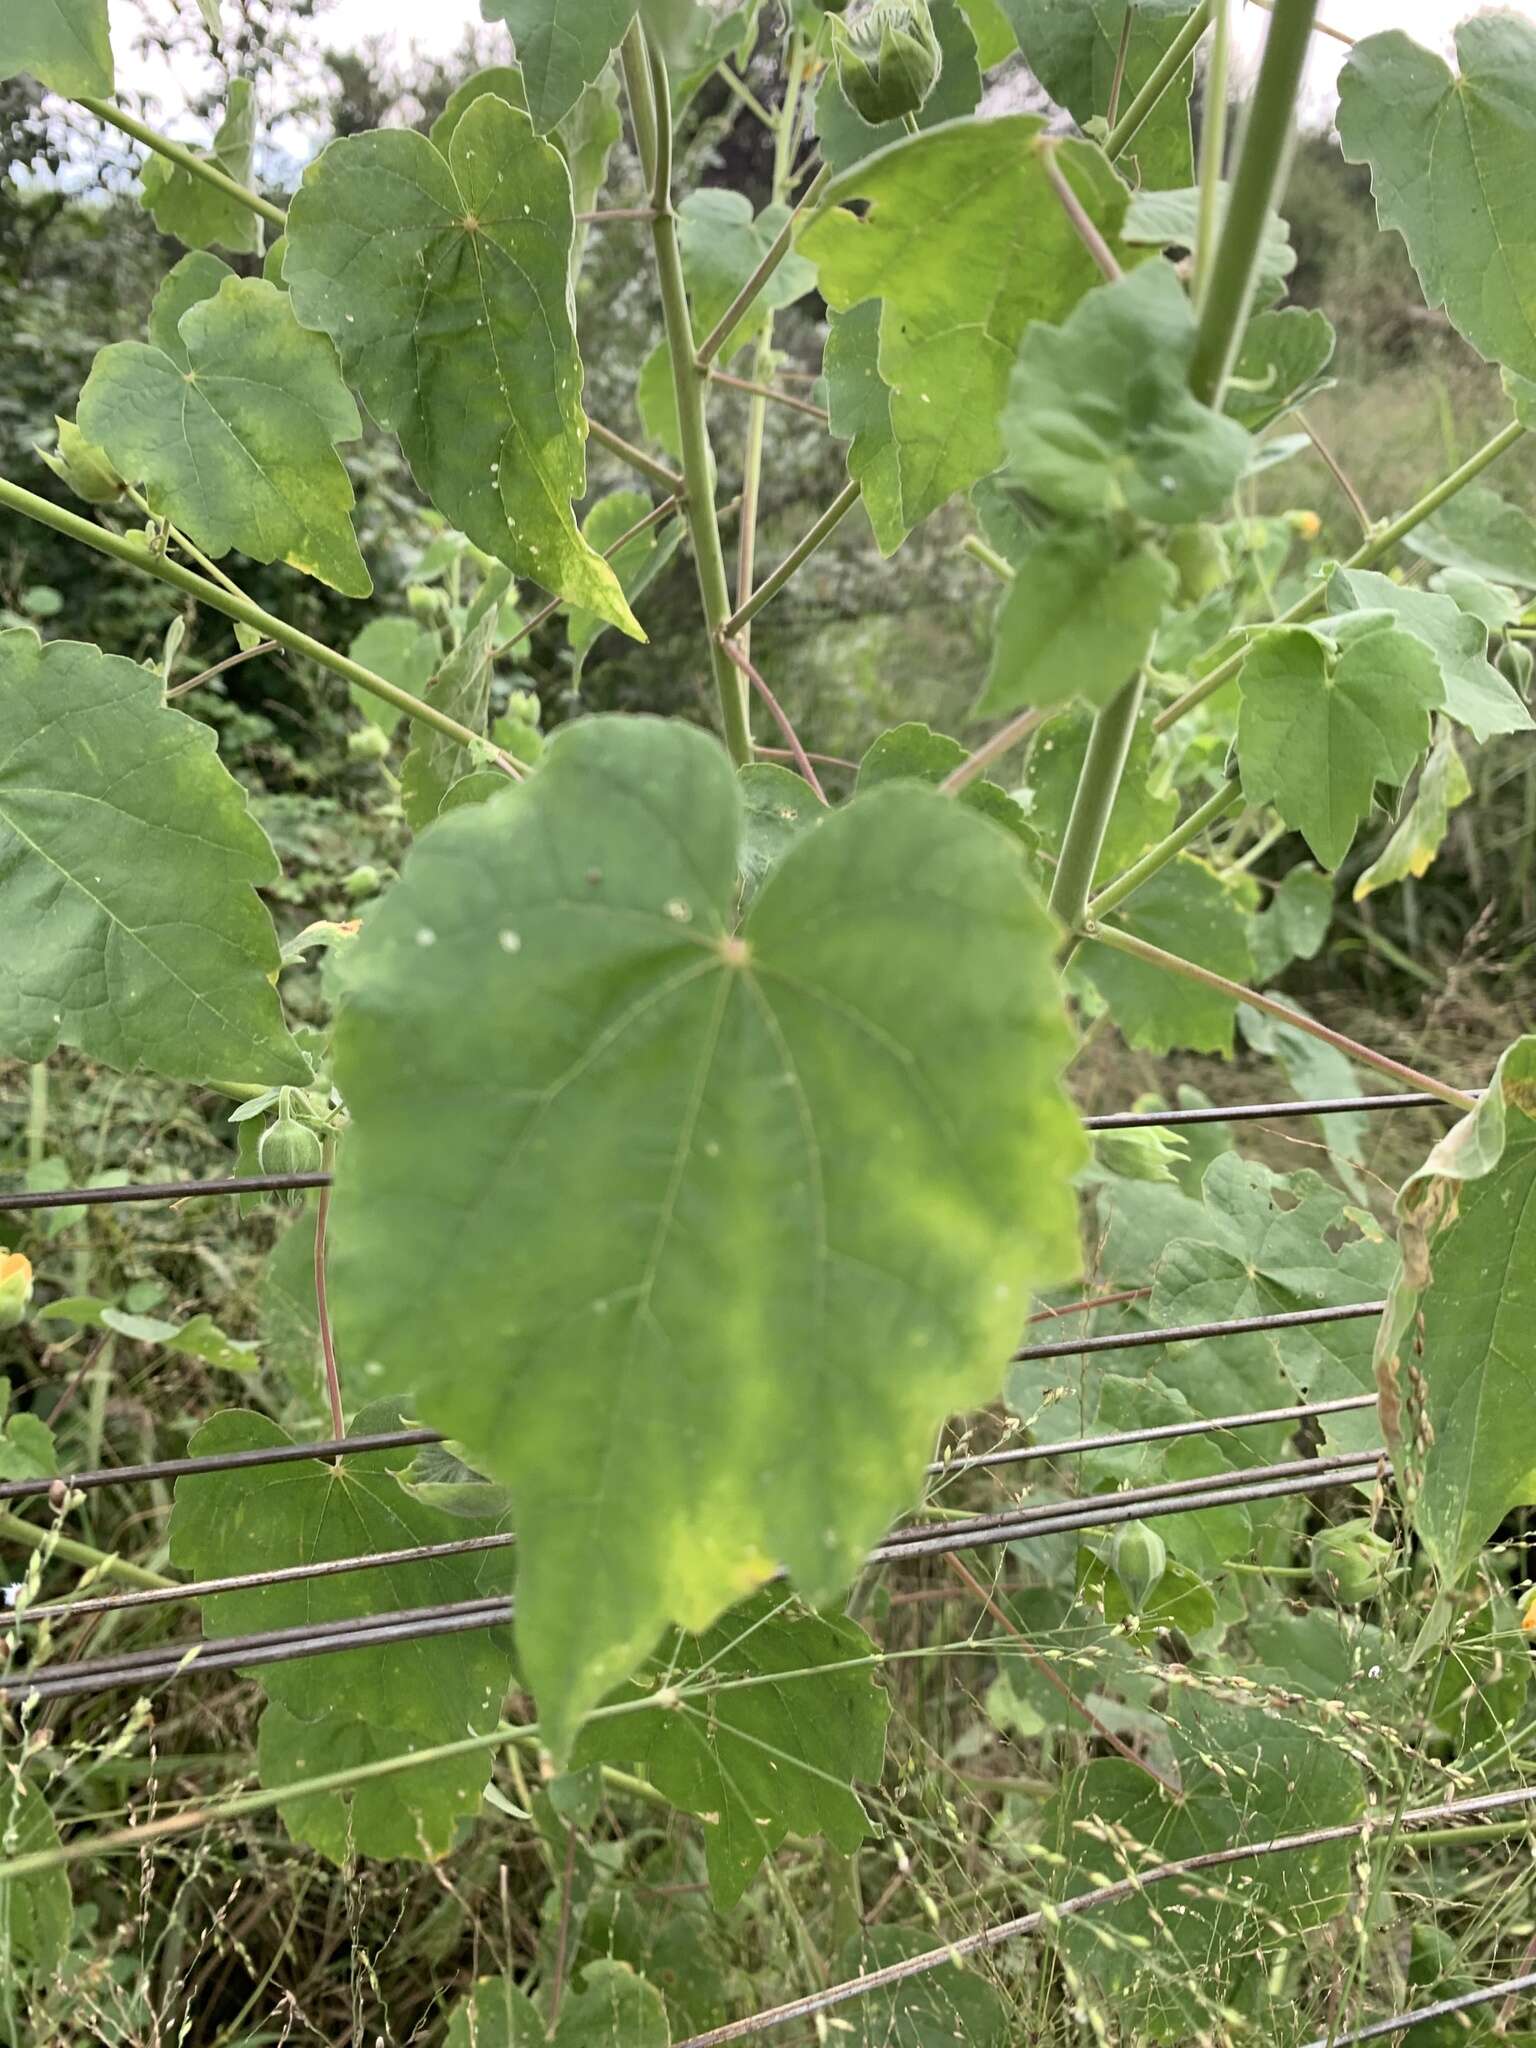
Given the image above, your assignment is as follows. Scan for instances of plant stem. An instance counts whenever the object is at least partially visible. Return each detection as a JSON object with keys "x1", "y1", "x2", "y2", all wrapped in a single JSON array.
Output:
[
  {"x1": 494, "y1": 495, "x2": 681, "y2": 657},
  {"x1": 76, "y1": 94, "x2": 288, "y2": 230},
  {"x1": 26, "y1": 1063, "x2": 48, "y2": 1175},
  {"x1": 1153, "y1": 419, "x2": 1527, "y2": 731},
  {"x1": 941, "y1": 705, "x2": 1050, "y2": 794},
  {"x1": 710, "y1": 367, "x2": 828, "y2": 421},
  {"x1": 713, "y1": 62, "x2": 776, "y2": 130},
  {"x1": 0, "y1": 476, "x2": 527, "y2": 772},
  {"x1": 721, "y1": 640, "x2": 827, "y2": 803},
  {"x1": 1047, "y1": 675, "x2": 1146, "y2": 932},
  {"x1": 166, "y1": 638, "x2": 279, "y2": 701},
  {"x1": 122, "y1": 481, "x2": 248, "y2": 600},
  {"x1": 695, "y1": 164, "x2": 831, "y2": 371},
  {"x1": 1039, "y1": 142, "x2": 1122, "y2": 282},
  {"x1": 1088, "y1": 777, "x2": 1244, "y2": 920},
  {"x1": 723, "y1": 479, "x2": 863, "y2": 639},
  {"x1": 1188, "y1": 0, "x2": 1318, "y2": 408},
  {"x1": 961, "y1": 534, "x2": 1014, "y2": 582},
  {"x1": 313, "y1": 1135, "x2": 344, "y2": 1445},
  {"x1": 1106, "y1": 3, "x2": 1137, "y2": 131},
  {"x1": 0, "y1": 1508, "x2": 174, "y2": 1592},
  {"x1": 1299, "y1": 411, "x2": 1372, "y2": 535},
  {"x1": 1106, "y1": 1, "x2": 1212, "y2": 162},
  {"x1": 622, "y1": 26, "x2": 752, "y2": 765},
  {"x1": 587, "y1": 416, "x2": 686, "y2": 495},
  {"x1": 1080, "y1": 921, "x2": 1478, "y2": 1111},
  {"x1": 1193, "y1": 0, "x2": 1230, "y2": 310}
]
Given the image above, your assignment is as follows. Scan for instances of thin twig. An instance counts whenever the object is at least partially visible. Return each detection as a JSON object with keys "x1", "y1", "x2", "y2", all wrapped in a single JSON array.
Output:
[
  {"x1": 1299, "y1": 410, "x2": 1373, "y2": 535},
  {"x1": 575, "y1": 206, "x2": 658, "y2": 222},
  {"x1": 493, "y1": 495, "x2": 681, "y2": 657},
  {"x1": 754, "y1": 745, "x2": 859, "y2": 772},
  {"x1": 1037, "y1": 140, "x2": 1123, "y2": 282},
  {"x1": 709, "y1": 368, "x2": 829, "y2": 422},
  {"x1": 587, "y1": 416, "x2": 686, "y2": 495},
  {"x1": 165, "y1": 638, "x2": 279, "y2": 700},
  {"x1": 1106, "y1": 3, "x2": 1137, "y2": 131},
  {"x1": 940, "y1": 706, "x2": 1049, "y2": 796},
  {"x1": 547, "y1": 1826, "x2": 580, "y2": 2030},
  {"x1": 720, "y1": 638, "x2": 828, "y2": 804}
]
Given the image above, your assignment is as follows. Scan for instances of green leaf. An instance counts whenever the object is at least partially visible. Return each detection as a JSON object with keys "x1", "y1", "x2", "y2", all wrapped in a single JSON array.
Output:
[
  {"x1": 857, "y1": 721, "x2": 1036, "y2": 846},
  {"x1": 737, "y1": 762, "x2": 822, "y2": 903},
  {"x1": 0, "y1": 1773, "x2": 71, "y2": 1978},
  {"x1": 36, "y1": 1296, "x2": 258, "y2": 1370},
  {"x1": 1226, "y1": 306, "x2": 1337, "y2": 433},
  {"x1": 1002, "y1": 0, "x2": 1198, "y2": 188},
  {"x1": 835, "y1": 1927, "x2": 1010, "y2": 2046},
  {"x1": 1236, "y1": 624, "x2": 1441, "y2": 870},
  {"x1": 567, "y1": 492, "x2": 683, "y2": 675},
  {"x1": 1407, "y1": 484, "x2": 1536, "y2": 589},
  {"x1": 477, "y1": 0, "x2": 634, "y2": 131},
  {"x1": 0, "y1": 1383, "x2": 58, "y2": 1483},
  {"x1": 573, "y1": 1588, "x2": 888, "y2": 1907},
  {"x1": 1021, "y1": 701, "x2": 1176, "y2": 884},
  {"x1": 1328, "y1": 568, "x2": 1533, "y2": 743},
  {"x1": 824, "y1": 302, "x2": 905, "y2": 556},
  {"x1": 430, "y1": 63, "x2": 530, "y2": 149},
  {"x1": 1354, "y1": 725, "x2": 1472, "y2": 901},
  {"x1": 0, "y1": 631, "x2": 304, "y2": 1086},
  {"x1": 1122, "y1": 183, "x2": 1294, "y2": 299},
  {"x1": 0, "y1": 0, "x2": 112, "y2": 95},
  {"x1": 401, "y1": 570, "x2": 511, "y2": 832},
  {"x1": 1081, "y1": 856, "x2": 1254, "y2": 1057},
  {"x1": 1045, "y1": 1690, "x2": 1364, "y2": 2038},
  {"x1": 37, "y1": 414, "x2": 124, "y2": 506},
  {"x1": 813, "y1": 0, "x2": 982, "y2": 175},
  {"x1": 1073, "y1": 1374, "x2": 1253, "y2": 1572},
  {"x1": 1247, "y1": 862, "x2": 1332, "y2": 982},
  {"x1": 347, "y1": 618, "x2": 440, "y2": 733},
  {"x1": 958, "y1": 0, "x2": 1015, "y2": 69},
  {"x1": 284, "y1": 95, "x2": 639, "y2": 634},
  {"x1": 1002, "y1": 262, "x2": 1251, "y2": 526},
  {"x1": 140, "y1": 77, "x2": 260, "y2": 254},
  {"x1": 559, "y1": 70, "x2": 623, "y2": 280},
  {"x1": 79, "y1": 264, "x2": 370, "y2": 598},
  {"x1": 1376, "y1": 1037, "x2": 1536, "y2": 1584},
  {"x1": 1338, "y1": 17, "x2": 1536, "y2": 380},
  {"x1": 802, "y1": 117, "x2": 1134, "y2": 538},
  {"x1": 169, "y1": 1405, "x2": 514, "y2": 1860},
  {"x1": 445, "y1": 1963, "x2": 670, "y2": 2048},
  {"x1": 978, "y1": 528, "x2": 1175, "y2": 715},
  {"x1": 1238, "y1": 1003, "x2": 1369, "y2": 1202},
  {"x1": 331, "y1": 716, "x2": 1083, "y2": 1753},
  {"x1": 1431, "y1": 565, "x2": 1521, "y2": 630},
  {"x1": 677, "y1": 187, "x2": 817, "y2": 362}
]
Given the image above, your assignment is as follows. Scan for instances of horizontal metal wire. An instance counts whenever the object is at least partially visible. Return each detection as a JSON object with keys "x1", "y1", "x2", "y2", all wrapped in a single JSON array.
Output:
[
  {"x1": 11, "y1": 1443, "x2": 1382, "y2": 1632},
  {"x1": 1012, "y1": 1297, "x2": 1383, "y2": 1363},
  {"x1": 669, "y1": 1787, "x2": 1536, "y2": 2047},
  {"x1": 0, "y1": 1089, "x2": 1466, "y2": 1217},
  {"x1": 936, "y1": 1392, "x2": 1377, "y2": 1476},
  {"x1": 0, "y1": 1307, "x2": 1385, "y2": 1508},
  {"x1": 1298, "y1": 1970, "x2": 1536, "y2": 2048},
  {"x1": 2, "y1": 1455, "x2": 1381, "y2": 1703}
]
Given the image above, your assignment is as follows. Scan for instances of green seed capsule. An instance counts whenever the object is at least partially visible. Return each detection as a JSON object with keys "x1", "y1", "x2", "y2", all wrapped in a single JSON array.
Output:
[
  {"x1": 259, "y1": 1112, "x2": 324, "y2": 1201},
  {"x1": 1111, "y1": 1520, "x2": 1167, "y2": 1611},
  {"x1": 1311, "y1": 1518, "x2": 1392, "y2": 1604},
  {"x1": 348, "y1": 724, "x2": 391, "y2": 764},
  {"x1": 831, "y1": 0, "x2": 942, "y2": 125},
  {"x1": 344, "y1": 863, "x2": 383, "y2": 901}
]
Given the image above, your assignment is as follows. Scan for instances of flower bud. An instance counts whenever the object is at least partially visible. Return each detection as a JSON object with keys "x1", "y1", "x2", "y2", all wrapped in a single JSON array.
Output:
[
  {"x1": 1111, "y1": 1520, "x2": 1167, "y2": 1611},
  {"x1": 343, "y1": 863, "x2": 383, "y2": 901},
  {"x1": 259, "y1": 1105, "x2": 324, "y2": 1203},
  {"x1": 348, "y1": 724, "x2": 391, "y2": 764},
  {"x1": 832, "y1": 0, "x2": 942, "y2": 125},
  {"x1": 1311, "y1": 1518, "x2": 1392, "y2": 1604},
  {"x1": 0, "y1": 1250, "x2": 34, "y2": 1332}
]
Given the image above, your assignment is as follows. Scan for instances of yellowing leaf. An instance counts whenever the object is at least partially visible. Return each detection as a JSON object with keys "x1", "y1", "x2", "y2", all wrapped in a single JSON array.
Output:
[
  {"x1": 1354, "y1": 726, "x2": 1472, "y2": 901},
  {"x1": 285, "y1": 94, "x2": 639, "y2": 634}
]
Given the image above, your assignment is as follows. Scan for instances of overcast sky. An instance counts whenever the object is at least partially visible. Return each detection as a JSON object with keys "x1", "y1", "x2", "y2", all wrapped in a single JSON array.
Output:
[{"x1": 107, "y1": 0, "x2": 1536, "y2": 137}]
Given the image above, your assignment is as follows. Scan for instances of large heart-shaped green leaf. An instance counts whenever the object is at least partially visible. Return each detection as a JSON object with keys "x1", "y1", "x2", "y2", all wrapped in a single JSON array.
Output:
[
  {"x1": 1236, "y1": 623, "x2": 1441, "y2": 870},
  {"x1": 477, "y1": 0, "x2": 634, "y2": 131},
  {"x1": 802, "y1": 117, "x2": 1132, "y2": 539},
  {"x1": 1326, "y1": 568, "x2": 1532, "y2": 744},
  {"x1": 1376, "y1": 1037, "x2": 1536, "y2": 1584},
  {"x1": 979, "y1": 527, "x2": 1175, "y2": 715},
  {"x1": 0, "y1": 0, "x2": 112, "y2": 95},
  {"x1": 170, "y1": 1405, "x2": 515, "y2": 1861},
  {"x1": 284, "y1": 93, "x2": 638, "y2": 634},
  {"x1": 79, "y1": 262, "x2": 370, "y2": 599},
  {"x1": 1002, "y1": 0, "x2": 1198, "y2": 188},
  {"x1": 0, "y1": 631, "x2": 304, "y2": 1087},
  {"x1": 574, "y1": 1587, "x2": 888, "y2": 1907},
  {"x1": 331, "y1": 716, "x2": 1082, "y2": 1753},
  {"x1": 1338, "y1": 17, "x2": 1536, "y2": 381}
]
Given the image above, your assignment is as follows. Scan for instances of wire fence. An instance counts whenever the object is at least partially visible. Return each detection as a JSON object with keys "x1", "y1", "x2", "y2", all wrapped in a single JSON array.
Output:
[{"x1": 0, "y1": 1083, "x2": 1492, "y2": 2039}]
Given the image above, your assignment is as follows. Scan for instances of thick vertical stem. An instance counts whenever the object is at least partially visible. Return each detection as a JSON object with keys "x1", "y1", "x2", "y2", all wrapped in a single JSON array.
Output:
[
  {"x1": 1188, "y1": 0, "x2": 1319, "y2": 407},
  {"x1": 1193, "y1": 0, "x2": 1231, "y2": 311},
  {"x1": 622, "y1": 27, "x2": 752, "y2": 765},
  {"x1": 314, "y1": 1135, "x2": 345, "y2": 1445},
  {"x1": 1047, "y1": 675, "x2": 1146, "y2": 933}
]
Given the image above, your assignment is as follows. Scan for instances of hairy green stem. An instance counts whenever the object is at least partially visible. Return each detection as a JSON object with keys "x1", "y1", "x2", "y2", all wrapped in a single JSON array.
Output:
[
  {"x1": 622, "y1": 27, "x2": 751, "y2": 765},
  {"x1": 1080, "y1": 921, "x2": 1478, "y2": 1110},
  {"x1": 1105, "y1": 2, "x2": 1212, "y2": 162},
  {"x1": 1193, "y1": 0, "x2": 1231, "y2": 310},
  {"x1": 723, "y1": 480, "x2": 863, "y2": 639},
  {"x1": 1153, "y1": 419, "x2": 1528, "y2": 730},
  {"x1": 695, "y1": 165, "x2": 831, "y2": 371},
  {"x1": 1047, "y1": 675, "x2": 1147, "y2": 932},
  {"x1": 0, "y1": 476, "x2": 527, "y2": 771},
  {"x1": 1088, "y1": 776, "x2": 1244, "y2": 920},
  {"x1": 77, "y1": 94, "x2": 288, "y2": 230},
  {"x1": 1039, "y1": 141, "x2": 1122, "y2": 282},
  {"x1": 1189, "y1": 0, "x2": 1318, "y2": 407},
  {"x1": 0, "y1": 1509, "x2": 175, "y2": 1592},
  {"x1": 587, "y1": 417, "x2": 685, "y2": 495},
  {"x1": 941, "y1": 704, "x2": 1050, "y2": 795}
]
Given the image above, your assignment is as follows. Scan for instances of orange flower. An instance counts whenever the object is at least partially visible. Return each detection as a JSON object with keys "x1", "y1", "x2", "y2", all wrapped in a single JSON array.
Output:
[{"x1": 0, "y1": 1249, "x2": 33, "y2": 1330}]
